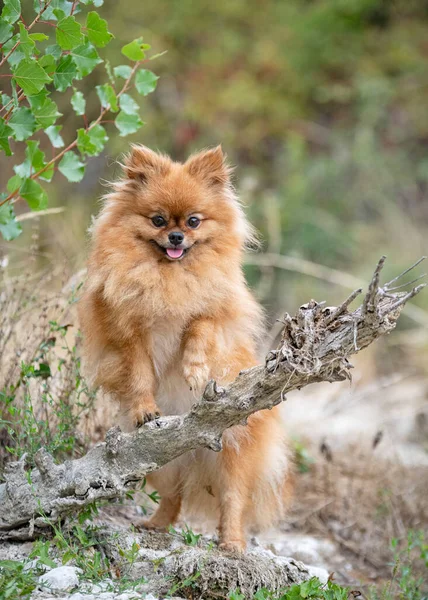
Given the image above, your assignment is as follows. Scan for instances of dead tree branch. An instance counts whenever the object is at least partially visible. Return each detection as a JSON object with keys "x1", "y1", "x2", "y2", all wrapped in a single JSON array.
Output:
[{"x1": 0, "y1": 257, "x2": 425, "y2": 540}]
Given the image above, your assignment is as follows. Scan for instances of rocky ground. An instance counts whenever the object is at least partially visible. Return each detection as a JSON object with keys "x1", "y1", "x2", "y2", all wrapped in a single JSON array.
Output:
[
  {"x1": 1, "y1": 355, "x2": 427, "y2": 599},
  {"x1": 1, "y1": 525, "x2": 330, "y2": 600}
]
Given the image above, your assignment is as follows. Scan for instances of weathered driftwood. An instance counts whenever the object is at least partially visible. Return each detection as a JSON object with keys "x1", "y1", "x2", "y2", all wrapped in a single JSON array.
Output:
[{"x1": 0, "y1": 257, "x2": 425, "y2": 540}]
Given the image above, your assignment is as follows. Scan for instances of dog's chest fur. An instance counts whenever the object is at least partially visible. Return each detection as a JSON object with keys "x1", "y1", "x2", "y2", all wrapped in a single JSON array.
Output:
[{"x1": 149, "y1": 318, "x2": 185, "y2": 378}]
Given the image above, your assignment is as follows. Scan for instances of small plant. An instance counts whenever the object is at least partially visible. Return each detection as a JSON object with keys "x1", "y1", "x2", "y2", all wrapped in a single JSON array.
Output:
[
  {"x1": 168, "y1": 523, "x2": 202, "y2": 547},
  {"x1": 1, "y1": 316, "x2": 97, "y2": 469},
  {"x1": 229, "y1": 590, "x2": 246, "y2": 600},
  {"x1": 137, "y1": 477, "x2": 161, "y2": 515},
  {"x1": 0, "y1": 559, "x2": 41, "y2": 600},
  {"x1": 166, "y1": 570, "x2": 202, "y2": 597},
  {"x1": 227, "y1": 579, "x2": 352, "y2": 600},
  {"x1": 370, "y1": 531, "x2": 428, "y2": 600}
]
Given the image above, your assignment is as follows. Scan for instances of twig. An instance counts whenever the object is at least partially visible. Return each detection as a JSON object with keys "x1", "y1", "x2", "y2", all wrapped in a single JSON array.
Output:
[
  {"x1": 384, "y1": 256, "x2": 426, "y2": 290},
  {"x1": 15, "y1": 207, "x2": 65, "y2": 222},
  {"x1": 361, "y1": 256, "x2": 386, "y2": 318},
  {"x1": 324, "y1": 288, "x2": 363, "y2": 326}
]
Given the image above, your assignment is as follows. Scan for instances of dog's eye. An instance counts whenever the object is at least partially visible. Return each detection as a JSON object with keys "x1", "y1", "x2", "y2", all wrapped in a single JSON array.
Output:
[
  {"x1": 187, "y1": 216, "x2": 201, "y2": 229},
  {"x1": 151, "y1": 215, "x2": 167, "y2": 227}
]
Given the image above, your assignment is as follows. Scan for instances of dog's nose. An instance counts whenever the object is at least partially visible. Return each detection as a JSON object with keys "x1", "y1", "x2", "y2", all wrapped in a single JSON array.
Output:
[{"x1": 168, "y1": 232, "x2": 184, "y2": 246}]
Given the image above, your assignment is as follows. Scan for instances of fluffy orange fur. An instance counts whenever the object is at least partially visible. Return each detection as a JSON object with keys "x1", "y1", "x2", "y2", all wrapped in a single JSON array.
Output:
[{"x1": 78, "y1": 145, "x2": 293, "y2": 551}]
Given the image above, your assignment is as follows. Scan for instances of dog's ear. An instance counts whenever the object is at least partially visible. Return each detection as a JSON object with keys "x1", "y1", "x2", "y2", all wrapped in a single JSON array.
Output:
[
  {"x1": 185, "y1": 146, "x2": 232, "y2": 187},
  {"x1": 124, "y1": 145, "x2": 171, "y2": 182}
]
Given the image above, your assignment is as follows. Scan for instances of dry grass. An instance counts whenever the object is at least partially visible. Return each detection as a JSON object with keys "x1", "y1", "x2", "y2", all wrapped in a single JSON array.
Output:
[
  {"x1": 290, "y1": 443, "x2": 428, "y2": 576},
  {"x1": 0, "y1": 226, "x2": 116, "y2": 471}
]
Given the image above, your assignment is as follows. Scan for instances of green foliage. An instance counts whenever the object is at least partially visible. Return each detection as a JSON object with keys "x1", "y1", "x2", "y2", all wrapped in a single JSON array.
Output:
[
  {"x1": 0, "y1": 200, "x2": 21, "y2": 240},
  {"x1": 0, "y1": 318, "x2": 97, "y2": 468},
  {"x1": 135, "y1": 69, "x2": 158, "y2": 96},
  {"x1": 0, "y1": 2, "x2": 160, "y2": 240},
  {"x1": 168, "y1": 523, "x2": 203, "y2": 547},
  {"x1": 228, "y1": 579, "x2": 351, "y2": 600},
  {"x1": 369, "y1": 531, "x2": 428, "y2": 600},
  {"x1": 0, "y1": 559, "x2": 40, "y2": 600}
]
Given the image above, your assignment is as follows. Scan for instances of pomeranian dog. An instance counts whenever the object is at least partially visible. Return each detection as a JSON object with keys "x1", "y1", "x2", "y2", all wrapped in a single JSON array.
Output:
[{"x1": 79, "y1": 145, "x2": 293, "y2": 551}]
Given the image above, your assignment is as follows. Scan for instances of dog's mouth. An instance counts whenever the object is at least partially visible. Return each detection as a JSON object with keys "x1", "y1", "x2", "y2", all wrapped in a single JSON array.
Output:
[{"x1": 150, "y1": 240, "x2": 192, "y2": 261}]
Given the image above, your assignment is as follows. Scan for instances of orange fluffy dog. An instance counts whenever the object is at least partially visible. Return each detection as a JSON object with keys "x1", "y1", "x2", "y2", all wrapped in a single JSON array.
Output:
[{"x1": 79, "y1": 145, "x2": 292, "y2": 551}]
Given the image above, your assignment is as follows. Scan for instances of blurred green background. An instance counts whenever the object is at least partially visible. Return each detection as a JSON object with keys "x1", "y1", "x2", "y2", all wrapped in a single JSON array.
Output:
[{"x1": 2, "y1": 0, "x2": 428, "y2": 340}]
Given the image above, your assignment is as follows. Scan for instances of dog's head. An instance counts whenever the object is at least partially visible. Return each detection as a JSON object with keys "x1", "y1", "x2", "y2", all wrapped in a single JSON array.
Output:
[{"x1": 97, "y1": 146, "x2": 253, "y2": 265}]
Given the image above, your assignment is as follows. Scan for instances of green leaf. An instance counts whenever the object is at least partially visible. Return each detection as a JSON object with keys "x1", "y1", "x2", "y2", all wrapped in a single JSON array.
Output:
[
  {"x1": 85, "y1": 11, "x2": 113, "y2": 48},
  {"x1": 28, "y1": 91, "x2": 61, "y2": 129},
  {"x1": 8, "y1": 107, "x2": 36, "y2": 141},
  {"x1": 14, "y1": 140, "x2": 54, "y2": 182},
  {"x1": 121, "y1": 37, "x2": 145, "y2": 61},
  {"x1": 77, "y1": 125, "x2": 108, "y2": 157},
  {"x1": 96, "y1": 83, "x2": 118, "y2": 112},
  {"x1": 135, "y1": 69, "x2": 158, "y2": 96},
  {"x1": 87, "y1": 124, "x2": 107, "y2": 153},
  {"x1": 39, "y1": 54, "x2": 56, "y2": 75},
  {"x1": 12, "y1": 58, "x2": 52, "y2": 95},
  {"x1": 1, "y1": 0, "x2": 21, "y2": 24},
  {"x1": 53, "y1": 54, "x2": 77, "y2": 91},
  {"x1": 71, "y1": 89, "x2": 86, "y2": 115},
  {"x1": 0, "y1": 202, "x2": 22, "y2": 241},
  {"x1": 113, "y1": 64, "x2": 132, "y2": 80},
  {"x1": 44, "y1": 44, "x2": 62, "y2": 59},
  {"x1": 119, "y1": 93, "x2": 139, "y2": 115},
  {"x1": 77, "y1": 128, "x2": 97, "y2": 156},
  {"x1": 30, "y1": 33, "x2": 49, "y2": 42},
  {"x1": 2, "y1": 34, "x2": 26, "y2": 67},
  {"x1": 19, "y1": 178, "x2": 48, "y2": 210},
  {"x1": 105, "y1": 59, "x2": 114, "y2": 84},
  {"x1": 18, "y1": 22, "x2": 36, "y2": 59},
  {"x1": 7, "y1": 174, "x2": 22, "y2": 193},
  {"x1": 38, "y1": 0, "x2": 74, "y2": 20},
  {"x1": 0, "y1": 118, "x2": 13, "y2": 156},
  {"x1": 45, "y1": 125, "x2": 65, "y2": 148},
  {"x1": 0, "y1": 20, "x2": 13, "y2": 44},
  {"x1": 56, "y1": 15, "x2": 83, "y2": 50},
  {"x1": 71, "y1": 42, "x2": 102, "y2": 78},
  {"x1": 115, "y1": 111, "x2": 144, "y2": 136},
  {"x1": 58, "y1": 151, "x2": 85, "y2": 182}
]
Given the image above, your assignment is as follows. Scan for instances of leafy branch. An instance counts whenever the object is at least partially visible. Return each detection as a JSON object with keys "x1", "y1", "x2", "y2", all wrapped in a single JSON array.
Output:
[{"x1": 0, "y1": 0, "x2": 160, "y2": 241}]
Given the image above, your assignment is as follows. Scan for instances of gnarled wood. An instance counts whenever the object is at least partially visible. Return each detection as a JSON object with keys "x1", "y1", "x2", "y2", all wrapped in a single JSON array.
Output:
[{"x1": 0, "y1": 257, "x2": 425, "y2": 540}]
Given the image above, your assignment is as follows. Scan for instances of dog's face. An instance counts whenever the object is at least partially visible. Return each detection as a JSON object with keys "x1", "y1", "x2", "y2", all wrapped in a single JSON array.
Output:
[{"x1": 99, "y1": 146, "x2": 251, "y2": 265}]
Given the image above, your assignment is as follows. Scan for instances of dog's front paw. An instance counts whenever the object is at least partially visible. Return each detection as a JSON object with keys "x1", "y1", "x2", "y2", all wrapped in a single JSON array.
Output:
[
  {"x1": 131, "y1": 401, "x2": 161, "y2": 429},
  {"x1": 183, "y1": 361, "x2": 210, "y2": 394}
]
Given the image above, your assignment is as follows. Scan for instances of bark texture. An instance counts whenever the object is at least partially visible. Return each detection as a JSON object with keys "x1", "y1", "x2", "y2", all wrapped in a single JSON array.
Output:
[{"x1": 0, "y1": 257, "x2": 425, "y2": 540}]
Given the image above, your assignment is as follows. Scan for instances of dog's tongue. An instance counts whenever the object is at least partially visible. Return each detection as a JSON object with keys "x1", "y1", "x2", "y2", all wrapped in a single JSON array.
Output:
[{"x1": 166, "y1": 248, "x2": 184, "y2": 259}]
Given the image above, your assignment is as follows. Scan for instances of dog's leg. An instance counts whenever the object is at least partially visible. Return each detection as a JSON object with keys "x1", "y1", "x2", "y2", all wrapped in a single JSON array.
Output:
[
  {"x1": 217, "y1": 441, "x2": 252, "y2": 553},
  {"x1": 140, "y1": 495, "x2": 182, "y2": 530},
  {"x1": 103, "y1": 341, "x2": 160, "y2": 428},
  {"x1": 181, "y1": 317, "x2": 215, "y2": 393},
  {"x1": 218, "y1": 480, "x2": 248, "y2": 552}
]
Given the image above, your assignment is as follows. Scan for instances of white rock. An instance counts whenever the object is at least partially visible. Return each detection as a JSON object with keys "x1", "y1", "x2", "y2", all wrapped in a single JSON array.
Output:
[
  {"x1": 69, "y1": 594, "x2": 95, "y2": 600},
  {"x1": 306, "y1": 565, "x2": 329, "y2": 583},
  {"x1": 39, "y1": 566, "x2": 80, "y2": 593},
  {"x1": 144, "y1": 594, "x2": 159, "y2": 600}
]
